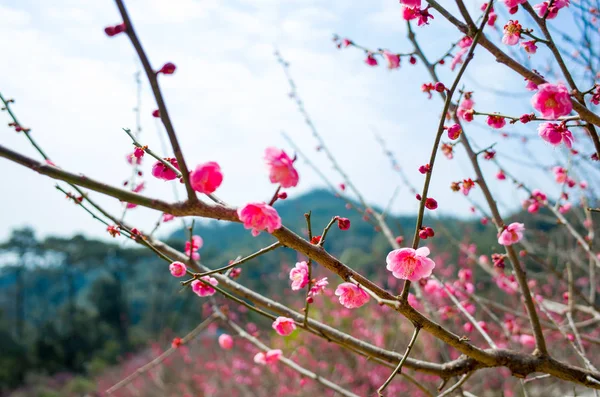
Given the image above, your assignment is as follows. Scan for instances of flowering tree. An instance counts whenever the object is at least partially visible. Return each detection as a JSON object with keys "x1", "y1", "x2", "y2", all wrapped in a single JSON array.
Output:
[{"x1": 2, "y1": 0, "x2": 600, "y2": 395}]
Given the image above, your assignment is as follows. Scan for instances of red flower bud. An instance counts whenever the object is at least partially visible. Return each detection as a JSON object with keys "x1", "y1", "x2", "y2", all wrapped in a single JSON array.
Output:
[
  {"x1": 152, "y1": 109, "x2": 160, "y2": 118},
  {"x1": 278, "y1": 192, "x2": 288, "y2": 199},
  {"x1": 158, "y1": 62, "x2": 177, "y2": 75},
  {"x1": 434, "y1": 82, "x2": 446, "y2": 92},
  {"x1": 425, "y1": 197, "x2": 438, "y2": 210},
  {"x1": 337, "y1": 217, "x2": 351, "y2": 231}
]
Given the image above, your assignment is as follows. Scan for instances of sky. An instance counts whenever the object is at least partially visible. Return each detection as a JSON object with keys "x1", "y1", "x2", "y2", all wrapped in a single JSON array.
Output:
[{"x1": 0, "y1": 0, "x2": 584, "y2": 242}]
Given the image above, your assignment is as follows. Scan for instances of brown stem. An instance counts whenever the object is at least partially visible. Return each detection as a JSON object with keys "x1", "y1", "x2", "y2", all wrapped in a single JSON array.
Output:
[{"x1": 113, "y1": 0, "x2": 197, "y2": 201}]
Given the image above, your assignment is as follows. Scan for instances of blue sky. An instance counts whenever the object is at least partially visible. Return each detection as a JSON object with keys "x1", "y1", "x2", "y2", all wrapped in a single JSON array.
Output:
[{"x1": 0, "y1": 0, "x2": 581, "y2": 241}]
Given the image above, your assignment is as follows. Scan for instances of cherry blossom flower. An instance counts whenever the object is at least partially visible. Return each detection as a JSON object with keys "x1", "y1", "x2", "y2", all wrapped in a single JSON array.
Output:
[
  {"x1": 461, "y1": 178, "x2": 476, "y2": 195},
  {"x1": 289, "y1": 261, "x2": 309, "y2": 290},
  {"x1": 264, "y1": 147, "x2": 299, "y2": 188},
  {"x1": 447, "y1": 124, "x2": 462, "y2": 140},
  {"x1": 501, "y1": 0, "x2": 526, "y2": 8},
  {"x1": 254, "y1": 349, "x2": 282, "y2": 365},
  {"x1": 502, "y1": 20, "x2": 522, "y2": 45},
  {"x1": 309, "y1": 277, "x2": 328, "y2": 297},
  {"x1": 534, "y1": 0, "x2": 569, "y2": 19},
  {"x1": 497, "y1": 170, "x2": 506, "y2": 180},
  {"x1": 519, "y1": 334, "x2": 536, "y2": 348},
  {"x1": 169, "y1": 261, "x2": 187, "y2": 278},
  {"x1": 190, "y1": 162, "x2": 223, "y2": 194},
  {"x1": 382, "y1": 50, "x2": 400, "y2": 69},
  {"x1": 457, "y1": 107, "x2": 474, "y2": 122},
  {"x1": 171, "y1": 337, "x2": 182, "y2": 348},
  {"x1": 487, "y1": 115, "x2": 507, "y2": 129},
  {"x1": 498, "y1": 223, "x2": 525, "y2": 246},
  {"x1": 538, "y1": 123, "x2": 574, "y2": 148},
  {"x1": 386, "y1": 247, "x2": 436, "y2": 281},
  {"x1": 185, "y1": 235, "x2": 203, "y2": 261},
  {"x1": 107, "y1": 225, "x2": 120, "y2": 237},
  {"x1": 458, "y1": 36, "x2": 473, "y2": 48},
  {"x1": 521, "y1": 40, "x2": 538, "y2": 54},
  {"x1": 152, "y1": 158, "x2": 180, "y2": 181},
  {"x1": 191, "y1": 276, "x2": 218, "y2": 297},
  {"x1": 163, "y1": 213, "x2": 175, "y2": 222},
  {"x1": 553, "y1": 166, "x2": 568, "y2": 183},
  {"x1": 365, "y1": 53, "x2": 378, "y2": 66},
  {"x1": 218, "y1": 334, "x2": 234, "y2": 350},
  {"x1": 531, "y1": 83, "x2": 573, "y2": 118},
  {"x1": 400, "y1": 0, "x2": 421, "y2": 6},
  {"x1": 237, "y1": 202, "x2": 282, "y2": 236},
  {"x1": 272, "y1": 317, "x2": 296, "y2": 336},
  {"x1": 334, "y1": 283, "x2": 370, "y2": 309}
]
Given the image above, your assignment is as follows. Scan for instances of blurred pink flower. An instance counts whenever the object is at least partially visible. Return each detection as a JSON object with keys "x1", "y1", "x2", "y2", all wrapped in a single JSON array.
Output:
[
  {"x1": 191, "y1": 276, "x2": 218, "y2": 297},
  {"x1": 498, "y1": 223, "x2": 525, "y2": 246},
  {"x1": 272, "y1": 317, "x2": 296, "y2": 336},
  {"x1": 169, "y1": 261, "x2": 187, "y2": 278},
  {"x1": 218, "y1": 334, "x2": 234, "y2": 350},
  {"x1": 190, "y1": 162, "x2": 223, "y2": 194},
  {"x1": 382, "y1": 50, "x2": 400, "y2": 69},
  {"x1": 152, "y1": 158, "x2": 180, "y2": 181},
  {"x1": 538, "y1": 123, "x2": 574, "y2": 148},
  {"x1": 264, "y1": 147, "x2": 299, "y2": 188}
]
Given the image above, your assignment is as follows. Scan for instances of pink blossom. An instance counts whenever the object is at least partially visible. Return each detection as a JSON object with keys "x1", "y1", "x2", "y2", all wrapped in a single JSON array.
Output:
[
  {"x1": 309, "y1": 277, "x2": 328, "y2": 297},
  {"x1": 237, "y1": 202, "x2": 282, "y2": 236},
  {"x1": 538, "y1": 123, "x2": 574, "y2": 148},
  {"x1": 461, "y1": 98, "x2": 474, "y2": 109},
  {"x1": 400, "y1": 0, "x2": 421, "y2": 6},
  {"x1": 386, "y1": 247, "x2": 436, "y2": 281},
  {"x1": 461, "y1": 178, "x2": 475, "y2": 196},
  {"x1": 272, "y1": 317, "x2": 296, "y2": 336},
  {"x1": 151, "y1": 158, "x2": 180, "y2": 181},
  {"x1": 264, "y1": 147, "x2": 299, "y2": 188},
  {"x1": 521, "y1": 40, "x2": 538, "y2": 54},
  {"x1": 254, "y1": 349, "x2": 282, "y2": 365},
  {"x1": 553, "y1": 166, "x2": 568, "y2": 183},
  {"x1": 580, "y1": 181, "x2": 588, "y2": 189},
  {"x1": 185, "y1": 235, "x2": 203, "y2": 260},
  {"x1": 519, "y1": 334, "x2": 536, "y2": 348},
  {"x1": 218, "y1": 334, "x2": 234, "y2": 350},
  {"x1": 334, "y1": 283, "x2": 370, "y2": 309},
  {"x1": 289, "y1": 261, "x2": 309, "y2": 291},
  {"x1": 365, "y1": 53, "x2": 378, "y2": 66},
  {"x1": 559, "y1": 202, "x2": 572, "y2": 213},
  {"x1": 447, "y1": 123, "x2": 462, "y2": 140},
  {"x1": 501, "y1": 0, "x2": 526, "y2": 8},
  {"x1": 190, "y1": 161, "x2": 223, "y2": 194},
  {"x1": 497, "y1": 170, "x2": 506, "y2": 180},
  {"x1": 401, "y1": 5, "x2": 419, "y2": 21},
  {"x1": 487, "y1": 115, "x2": 507, "y2": 129},
  {"x1": 502, "y1": 20, "x2": 522, "y2": 45},
  {"x1": 382, "y1": 50, "x2": 401, "y2": 69},
  {"x1": 525, "y1": 79, "x2": 538, "y2": 91},
  {"x1": 169, "y1": 261, "x2": 187, "y2": 278},
  {"x1": 498, "y1": 223, "x2": 525, "y2": 246},
  {"x1": 450, "y1": 48, "x2": 467, "y2": 71},
  {"x1": 531, "y1": 83, "x2": 573, "y2": 118},
  {"x1": 458, "y1": 36, "x2": 473, "y2": 48},
  {"x1": 457, "y1": 106, "x2": 474, "y2": 122},
  {"x1": 416, "y1": 7, "x2": 434, "y2": 26},
  {"x1": 191, "y1": 276, "x2": 218, "y2": 297},
  {"x1": 163, "y1": 213, "x2": 175, "y2": 222},
  {"x1": 534, "y1": 1, "x2": 569, "y2": 19},
  {"x1": 126, "y1": 152, "x2": 142, "y2": 165}
]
